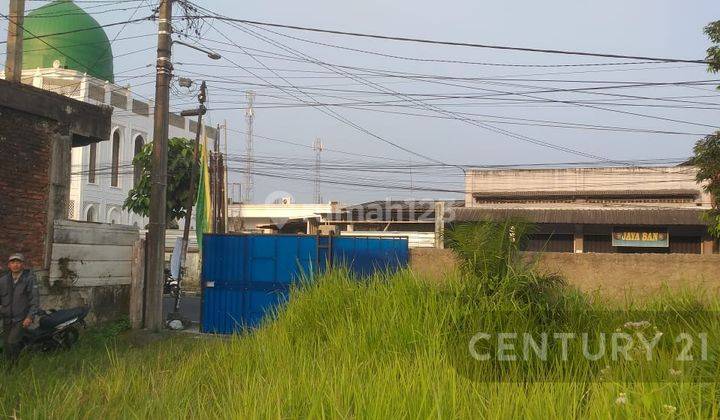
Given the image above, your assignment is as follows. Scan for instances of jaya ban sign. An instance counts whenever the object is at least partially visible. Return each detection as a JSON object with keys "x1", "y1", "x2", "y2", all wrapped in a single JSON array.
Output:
[
  {"x1": 445, "y1": 310, "x2": 720, "y2": 382},
  {"x1": 612, "y1": 229, "x2": 669, "y2": 248}
]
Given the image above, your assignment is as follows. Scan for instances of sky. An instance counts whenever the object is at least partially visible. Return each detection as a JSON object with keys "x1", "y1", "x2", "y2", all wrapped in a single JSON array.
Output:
[{"x1": 1, "y1": 0, "x2": 719, "y2": 205}]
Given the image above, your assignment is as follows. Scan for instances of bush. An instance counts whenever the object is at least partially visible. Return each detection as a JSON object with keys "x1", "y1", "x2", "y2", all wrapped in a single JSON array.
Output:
[{"x1": 446, "y1": 220, "x2": 583, "y2": 314}]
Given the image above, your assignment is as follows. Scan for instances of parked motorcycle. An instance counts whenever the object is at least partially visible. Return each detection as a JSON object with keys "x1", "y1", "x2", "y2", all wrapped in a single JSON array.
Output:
[
  {"x1": 22, "y1": 306, "x2": 89, "y2": 352},
  {"x1": 164, "y1": 268, "x2": 179, "y2": 296}
]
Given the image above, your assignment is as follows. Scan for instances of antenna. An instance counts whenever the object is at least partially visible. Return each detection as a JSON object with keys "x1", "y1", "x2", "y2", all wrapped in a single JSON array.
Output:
[
  {"x1": 243, "y1": 91, "x2": 255, "y2": 203},
  {"x1": 313, "y1": 138, "x2": 323, "y2": 204}
]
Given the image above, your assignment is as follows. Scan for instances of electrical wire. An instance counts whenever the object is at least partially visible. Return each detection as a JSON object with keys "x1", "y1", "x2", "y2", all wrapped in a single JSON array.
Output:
[
  {"x1": 198, "y1": 19, "x2": 448, "y2": 165},
  {"x1": 214, "y1": 19, "x2": 628, "y2": 165},
  {"x1": 0, "y1": 16, "x2": 154, "y2": 45},
  {"x1": 189, "y1": 14, "x2": 712, "y2": 64}
]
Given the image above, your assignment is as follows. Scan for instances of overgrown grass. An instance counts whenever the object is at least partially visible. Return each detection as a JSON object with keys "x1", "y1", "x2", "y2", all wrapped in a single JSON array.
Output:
[
  {"x1": 0, "y1": 270, "x2": 717, "y2": 418},
  {"x1": 2, "y1": 222, "x2": 719, "y2": 417}
]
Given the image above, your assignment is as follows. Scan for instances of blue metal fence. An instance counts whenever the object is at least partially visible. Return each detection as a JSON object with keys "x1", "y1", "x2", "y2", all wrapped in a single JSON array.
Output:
[
  {"x1": 201, "y1": 234, "x2": 409, "y2": 334},
  {"x1": 331, "y1": 236, "x2": 410, "y2": 278}
]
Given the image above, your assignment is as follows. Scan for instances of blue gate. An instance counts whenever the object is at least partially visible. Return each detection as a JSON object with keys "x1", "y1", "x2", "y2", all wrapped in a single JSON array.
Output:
[{"x1": 201, "y1": 234, "x2": 409, "y2": 333}]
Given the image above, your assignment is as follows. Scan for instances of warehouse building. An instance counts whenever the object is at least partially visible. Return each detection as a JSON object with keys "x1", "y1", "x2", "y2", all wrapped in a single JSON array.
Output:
[{"x1": 455, "y1": 166, "x2": 715, "y2": 254}]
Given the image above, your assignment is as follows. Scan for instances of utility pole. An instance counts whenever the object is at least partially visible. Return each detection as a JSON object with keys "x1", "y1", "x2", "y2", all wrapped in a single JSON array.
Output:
[
  {"x1": 145, "y1": 0, "x2": 173, "y2": 331},
  {"x1": 313, "y1": 138, "x2": 323, "y2": 204},
  {"x1": 174, "y1": 81, "x2": 207, "y2": 317},
  {"x1": 5, "y1": 0, "x2": 25, "y2": 82},
  {"x1": 243, "y1": 91, "x2": 255, "y2": 203},
  {"x1": 223, "y1": 120, "x2": 229, "y2": 233}
]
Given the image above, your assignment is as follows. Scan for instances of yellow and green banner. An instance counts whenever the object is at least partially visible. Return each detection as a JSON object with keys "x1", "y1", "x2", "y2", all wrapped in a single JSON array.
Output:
[{"x1": 195, "y1": 133, "x2": 212, "y2": 250}]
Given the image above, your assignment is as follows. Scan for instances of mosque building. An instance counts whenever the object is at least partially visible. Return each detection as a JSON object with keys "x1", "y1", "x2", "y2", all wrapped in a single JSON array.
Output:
[{"x1": 2, "y1": 0, "x2": 213, "y2": 226}]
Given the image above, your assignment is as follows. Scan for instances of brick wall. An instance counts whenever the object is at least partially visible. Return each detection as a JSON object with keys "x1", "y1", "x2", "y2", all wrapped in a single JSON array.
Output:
[{"x1": 0, "y1": 106, "x2": 59, "y2": 270}]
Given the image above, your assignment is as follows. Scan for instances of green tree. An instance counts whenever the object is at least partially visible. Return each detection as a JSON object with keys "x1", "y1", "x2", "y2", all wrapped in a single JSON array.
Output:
[
  {"x1": 693, "y1": 21, "x2": 720, "y2": 237},
  {"x1": 694, "y1": 133, "x2": 720, "y2": 237},
  {"x1": 705, "y1": 20, "x2": 720, "y2": 73},
  {"x1": 123, "y1": 137, "x2": 198, "y2": 225}
]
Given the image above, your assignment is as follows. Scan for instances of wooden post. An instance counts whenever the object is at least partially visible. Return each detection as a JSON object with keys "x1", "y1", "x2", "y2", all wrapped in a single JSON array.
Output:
[
  {"x1": 434, "y1": 201, "x2": 445, "y2": 249},
  {"x1": 5, "y1": 0, "x2": 25, "y2": 83},
  {"x1": 130, "y1": 239, "x2": 146, "y2": 329}
]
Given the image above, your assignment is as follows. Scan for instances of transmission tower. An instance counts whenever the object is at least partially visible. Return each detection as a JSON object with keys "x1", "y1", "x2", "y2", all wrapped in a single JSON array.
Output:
[
  {"x1": 243, "y1": 91, "x2": 255, "y2": 203},
  {"x1": 313, "y1": 138, "x2": 323, "y2": 204}
]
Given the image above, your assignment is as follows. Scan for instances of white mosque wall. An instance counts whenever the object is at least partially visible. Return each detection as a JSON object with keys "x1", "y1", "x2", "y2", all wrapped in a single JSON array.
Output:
[{"x1": 20, "y1": 68, "x2": 211, "y2": 227}]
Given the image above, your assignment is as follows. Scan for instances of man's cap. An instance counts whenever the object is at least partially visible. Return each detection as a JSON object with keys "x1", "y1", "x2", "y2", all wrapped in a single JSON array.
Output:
[{"x1": 8, "y1": 253, "x2": 24, "y2": 262}]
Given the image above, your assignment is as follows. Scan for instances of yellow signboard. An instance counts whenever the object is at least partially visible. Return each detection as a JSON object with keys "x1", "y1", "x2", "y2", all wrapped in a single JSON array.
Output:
[{"x1": 612, "y1": 230, "x2": 669, "y2": 247}]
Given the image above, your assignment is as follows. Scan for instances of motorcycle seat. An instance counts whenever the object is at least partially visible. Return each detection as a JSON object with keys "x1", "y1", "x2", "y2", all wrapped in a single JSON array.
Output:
[{"x1": 39, "y1": 307, "x2": 88, "y2": 329}]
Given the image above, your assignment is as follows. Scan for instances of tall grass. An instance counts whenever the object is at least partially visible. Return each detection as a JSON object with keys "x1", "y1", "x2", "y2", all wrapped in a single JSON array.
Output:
[{"x1": 1, "y1": 223, "x2": 718, "y2": 418}]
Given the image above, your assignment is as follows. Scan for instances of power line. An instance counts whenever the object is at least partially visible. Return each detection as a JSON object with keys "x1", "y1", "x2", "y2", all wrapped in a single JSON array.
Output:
[
  {"x1": 172, "y1": 46, "x2": 720, "y2": 122},
  {"x1": 172, "y1": 62, "x2": 720, "y2": 93},
  {"x1": 189, "y1": 14, "x2": 712, "y2": 64},
  {"x1": 327, "y1": 64, "x2": 720, "y2": 129},
  {"x1": 222, "y1": 103, "x2": 709, "y2": 136},
  {"x1": 225, "y1": 128, "x2": 411, "y2": 162},
  {"x1": 199, "y1": 19, "x2": 447, "y2": 165},
  {"x1": 168, "y1": 73, "x2": 720, "y2": 114},
  {"x1": 21, "y1": 33, "x2": 155, "y2": 53},
  {"x1": 227, "y1": 20, "x2": 715, "y2": 175},
  {"x1": 182, "y1": 37, "x2": 707, "y2": 81},
  {"x1": 214, "y1": 19, "x2": 631, "y2": 166},
  {"x1": 240, "y1": 20, "x2": 670, "y2": 69},
  {"x1": 23, "y1": 4, "x2": 150, "y2": 19},
  {"x1": 0, "y1": 15, "x2": 154, "y2": 45},
  {"x1": 25, "y1": 0, "x2": 146, "y2": 4}
]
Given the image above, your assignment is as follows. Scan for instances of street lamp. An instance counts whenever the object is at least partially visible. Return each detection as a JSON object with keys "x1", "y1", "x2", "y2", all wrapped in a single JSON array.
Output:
[{"x1": 173, "y1": 40, "x2": 222, "y2": 60}]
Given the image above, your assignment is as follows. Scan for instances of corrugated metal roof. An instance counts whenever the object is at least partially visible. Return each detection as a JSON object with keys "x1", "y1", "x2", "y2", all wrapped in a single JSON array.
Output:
[
  {"x1": 453, "y1": 208, "x2": 708, "y2": 226},
  {"x1": 341, "y1": 199, "x2": 465, "y2": 212},
  {"x1": 472, "y1": 189, "x2": 699, "y2": 199}
]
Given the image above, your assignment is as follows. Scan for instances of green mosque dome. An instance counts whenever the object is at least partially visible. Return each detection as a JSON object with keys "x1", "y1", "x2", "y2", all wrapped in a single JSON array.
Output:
[{"x1": 22, "y1": 0, "x2": 114, "y2": 83}]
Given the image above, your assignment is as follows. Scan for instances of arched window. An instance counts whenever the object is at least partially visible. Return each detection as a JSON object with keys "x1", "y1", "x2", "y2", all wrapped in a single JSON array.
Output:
[
  {"x1": 133, "y1": 135, "x2": 144, "y2": 187},
  {"x1": 111, "y1": 130, "x2": 120, "y2": 187},
  {"x1": 108, "y1": 208, "x2": 120, "y2": 225},
  {"x1": 88, "y1": 143, "x2": 97, "y2": 184},
  {"x1": 86, "y1": 206, "x2": 96, "y2": 222}
]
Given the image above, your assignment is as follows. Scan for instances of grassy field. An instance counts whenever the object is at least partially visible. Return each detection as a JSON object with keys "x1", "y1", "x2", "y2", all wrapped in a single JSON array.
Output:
[
  {"x1": 1, "y1": 270, "x2": 719, "y2": 418},
  {"x1": 2, "y1": 222, "x2": 719, "y2": 418}
]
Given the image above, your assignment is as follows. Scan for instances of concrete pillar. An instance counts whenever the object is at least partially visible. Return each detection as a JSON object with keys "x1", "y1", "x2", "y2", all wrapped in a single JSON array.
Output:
[
  {"x1": 573, "y1": 224, "x2": 584, "y2": 254},
  {"x1": 306, "y1": 219, "x2": 319, "y2": 235},
  {"x1": 701, "y1": 234, "x2": 715, "y2": 255},
  {"x1": 80, "y1": 74, "x2": 89, "y2": 102},
  {"x1": 44, "y1": 132, "x2": 72, "y2": 270},
  {"x1": 32, "y1": 69, "x2": 43, "y2": 88},
  {"x1": 434, "y1": 201, "x2": 445, "y2": 249},
  {"x1": 130, "y1": 239, "x2": 146, "y2": 329}
]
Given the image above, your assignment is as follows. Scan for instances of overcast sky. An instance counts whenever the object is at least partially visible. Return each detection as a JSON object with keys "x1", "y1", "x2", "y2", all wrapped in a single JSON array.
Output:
[{"x1": 1, "y1": 0, "x2": 719, "y2": 205}]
